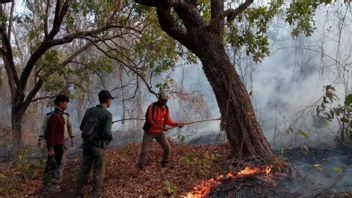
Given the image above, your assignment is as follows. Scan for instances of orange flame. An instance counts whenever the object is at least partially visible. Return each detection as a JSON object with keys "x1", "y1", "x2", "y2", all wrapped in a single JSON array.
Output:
[{"x1": 184, "y1": 166, "x2": 272, "y2": 198}]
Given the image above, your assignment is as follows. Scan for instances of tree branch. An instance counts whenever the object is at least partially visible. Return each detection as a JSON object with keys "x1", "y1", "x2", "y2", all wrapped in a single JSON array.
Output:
[
  {"x1": 44, "y1": 0, "x2": 50, "y2": 36},
  {"x1": 0, "y1": 0, "x2": 12, "y2": 4},
  {"x1": 20, "y1": 78, "x2": 43, "y2": 115},
  {"x1": 208, "y1": 0, "x2": 253, "y2": 31},
  {"x1": 134, "y1": 0, "x2": 160, "y2": 7},
  {"x1": 47, "y1": 0, "x2": 71, "y2": 40},
  {"x1": 85, "y1": 37, "x2": 158, "y2": 96},
  {"x1": 210, "y1": 0, "x2": 224, "y2": 34},
  {"x1": 7, "y1": 0, "x2": 14, "y2": 39},
  {"x1": 19, "y1": 24, "x2": 136, "y2": 94},
  {"x1": 156, "y1": 5, "x2": 189, "y2": 46}
]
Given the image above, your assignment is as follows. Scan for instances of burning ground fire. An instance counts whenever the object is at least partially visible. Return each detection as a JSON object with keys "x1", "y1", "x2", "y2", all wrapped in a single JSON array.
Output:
[{"x1": 184, "y1": 166, "x2": 272, "y2": 198}]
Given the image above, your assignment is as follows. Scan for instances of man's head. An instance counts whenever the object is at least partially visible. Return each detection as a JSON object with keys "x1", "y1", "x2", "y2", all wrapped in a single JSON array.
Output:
[
  {"x1": 158, "y1": 91, "x2": 169, "y2": 106},
  {"x1": 54, "y1": 95, "x2": 69, "y2": 110},
  {"x1": 98, "y1": 90, "x2": 114, "y2": 108}
]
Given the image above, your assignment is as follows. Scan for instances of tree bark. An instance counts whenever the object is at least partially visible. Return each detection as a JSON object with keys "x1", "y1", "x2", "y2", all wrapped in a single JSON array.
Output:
[
  {"x1": 195, "y1": 32, "x2": 273, "y2": 161},
  {"x1": 11, "y1": 110, "x2": 24, "y2": 148}
]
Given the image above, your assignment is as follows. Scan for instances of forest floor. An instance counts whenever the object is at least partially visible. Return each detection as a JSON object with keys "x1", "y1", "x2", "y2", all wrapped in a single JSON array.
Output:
[{"x1": 1, "y1": 140, "x2": 352, "y2": 198}]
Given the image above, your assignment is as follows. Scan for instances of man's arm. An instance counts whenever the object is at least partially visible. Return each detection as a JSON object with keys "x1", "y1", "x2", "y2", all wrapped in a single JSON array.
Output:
[
  {"x1": 38, "y1": 116, "x2": 49, "y2": 147},
  {"x1": 165, "y1": 110, "x2": 177, "y2": 127},
  {"x1": 66, "y1": 115, "x2": 74, "y2": 138},
  {"x1": 103, "y1": 112, "x2": 113, "y2": 141}
]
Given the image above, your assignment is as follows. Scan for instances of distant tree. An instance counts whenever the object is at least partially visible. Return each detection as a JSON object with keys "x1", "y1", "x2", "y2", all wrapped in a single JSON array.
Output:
[{"x1": 0, "y1": 0, "x2": 141, "y2": 149}]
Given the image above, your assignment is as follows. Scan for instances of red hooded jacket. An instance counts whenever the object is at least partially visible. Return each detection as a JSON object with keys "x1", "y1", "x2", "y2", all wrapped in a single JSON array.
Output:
[{"x1": 147, "y1": 103, "x2": 177, "y2": 134}]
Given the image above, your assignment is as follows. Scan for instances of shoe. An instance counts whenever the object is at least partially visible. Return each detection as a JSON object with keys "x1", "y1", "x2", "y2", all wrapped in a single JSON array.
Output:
[
  {"x1": 137, "y1": 163, "x2": 144, "y2": 170},
  {"x1": 161, "y1": 161, "x2": 168, "y2": 168},
  {"x1": 52, "y1": 178, "x2": 61, "y2": 184},
  {"x1": 43, "y1": 185, "x2": 61, "y2": 193}
]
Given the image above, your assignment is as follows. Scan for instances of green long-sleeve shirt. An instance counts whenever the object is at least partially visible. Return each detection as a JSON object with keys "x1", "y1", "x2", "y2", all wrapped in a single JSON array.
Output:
[{"x1": 80, "y1": 105, "x2": 113, "y2": 148}]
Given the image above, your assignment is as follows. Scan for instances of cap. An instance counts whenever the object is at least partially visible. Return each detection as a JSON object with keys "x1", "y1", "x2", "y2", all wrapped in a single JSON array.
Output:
[
  {"x1": 98, "y1": 90, "x2": 114, "y2": 102},
  {"x1": 158, "y1": 91, "x2": 169, "y2": 100},
  {"x1": 54, "y1": 95, "x2": 69, "y2": 105}
]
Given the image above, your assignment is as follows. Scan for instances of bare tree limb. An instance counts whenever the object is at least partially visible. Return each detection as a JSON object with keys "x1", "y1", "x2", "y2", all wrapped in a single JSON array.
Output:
[
  {"x1": 0, "y1": 0, "x2": 12, "y2": 4},
  {"x1": 20, "y1": 78, "x2": 43, "y2": 115},
  {"x1": 7, "y1": 0, "x2": 14, "y2": 39},
  {"x1": 208, "y1": 0, "x2": 253, "y2": 31},
  {"x1": 85, "y1": 37, "x2": 158, "y2": 96},
  {"x1": 20, "y1": 24, "x2": 139, "y2": 94},
  {"x1": 44, "y1": 0, "x2": 50, "y2": 36},
  {"x1": 0, "y1": 25, "x2": 20, "y2": 90}
]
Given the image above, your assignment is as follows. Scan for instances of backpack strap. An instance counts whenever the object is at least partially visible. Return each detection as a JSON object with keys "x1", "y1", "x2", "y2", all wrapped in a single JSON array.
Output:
[{"x1": 151, "y1": 102, "x2": 158, "y2": 126}]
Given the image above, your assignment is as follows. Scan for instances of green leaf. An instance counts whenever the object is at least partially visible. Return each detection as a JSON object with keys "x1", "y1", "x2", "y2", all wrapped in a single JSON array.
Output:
[
  {"x1": 297, "y1": 130, "x2": 309, "y2": 139},
  {"x1": 345, "y1": 94, "x2": 352, "y2": 106},
  {"x1": 333, "y1": 167, "x2": 343, "y2": 175}
]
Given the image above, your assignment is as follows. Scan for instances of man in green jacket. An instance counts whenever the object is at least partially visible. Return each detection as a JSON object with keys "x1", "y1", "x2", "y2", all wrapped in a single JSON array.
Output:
[{"x1": 75, "y1": 90, "x2": 114, "y2": 198}]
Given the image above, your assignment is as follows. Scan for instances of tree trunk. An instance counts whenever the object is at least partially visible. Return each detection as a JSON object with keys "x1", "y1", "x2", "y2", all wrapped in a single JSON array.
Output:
[
  {"x1": 11, "y1": 110, "x2": 24, "y2": 149},
  {"x1": 196, "y1": 33, "x2": 273, "y2": 162}
]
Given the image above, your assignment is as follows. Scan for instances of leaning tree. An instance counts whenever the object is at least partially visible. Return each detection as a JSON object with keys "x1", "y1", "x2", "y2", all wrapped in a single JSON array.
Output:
[
  {"x1": 135, "y1": 0, "x2": 275, "y2": 161},
  {"x1": 134, "y1": 0, "x2": 333, "y2": 162}
]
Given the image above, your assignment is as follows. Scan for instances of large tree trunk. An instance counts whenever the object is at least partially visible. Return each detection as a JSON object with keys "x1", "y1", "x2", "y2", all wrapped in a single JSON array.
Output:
[
  {"x1": 11, "y1": 109, "x2": 24, "y2": 149},
  {"x1": 196, "y1": 33, "x2": 273, "y2": 161}
]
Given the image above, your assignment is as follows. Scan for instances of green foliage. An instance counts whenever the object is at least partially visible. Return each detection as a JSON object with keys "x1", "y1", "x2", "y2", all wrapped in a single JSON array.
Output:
[
  {"x1": 134, "y1": 5, "x2": 180, "y2": 75},
  {"x1": 286, "y1": 0, "x2": 333, "y2": 37},
  {"x1": 163, "y1": 179, "x2": 177, "y2": 195},
  {"x1": 13, "y1": 148, "x2": 46, "y2": 179},
  {"x1": 176, "y1": 131, "x2": 187, "y2": 145},
  {"x1": 181, "y1": 152, "x2": 222, "y2": 178},
  {"x1": 333, "y1": 167, "x2": 343, "y2": 175},
  {"x1": 226, "y1": 2, "x2": 282, "y2": 63},
  {"x1": 316, "y1": 85, "x2": 352, "y2": 145},
  {"x1": 156, "y1": 78, "x2": 175, "y2": 92},
  {"x1": 297, "y1": 130, "x2": 309, "y2": 139}
]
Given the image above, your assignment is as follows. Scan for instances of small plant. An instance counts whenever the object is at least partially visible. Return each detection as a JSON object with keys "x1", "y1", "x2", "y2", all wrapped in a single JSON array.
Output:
[
  {"x1": 164, "y1": 179, "x2": 177, "y2": 195},
  {"x1": 181, "y1": 152, "x2": 222, "y2": 178},
  {"x1": 176, "y1": 131, "x2": 186, "y2": 145},
  {"x1": 316, "y1": 85, "x2": 352, "y2": 146}
]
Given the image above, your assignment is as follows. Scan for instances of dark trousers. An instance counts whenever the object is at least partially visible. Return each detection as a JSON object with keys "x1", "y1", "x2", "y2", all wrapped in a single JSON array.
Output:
[
  {"x1": 138, "y1": 132, "x2": 170, "y2": 167},
  {"x1": 43, "y1": 145, "x2": 64, "y2": 186},
  {"x1": 75, "y1": 143, "x2": 105, "y2": 196}
]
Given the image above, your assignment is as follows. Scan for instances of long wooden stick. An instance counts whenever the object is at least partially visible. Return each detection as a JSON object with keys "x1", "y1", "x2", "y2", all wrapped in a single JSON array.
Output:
[
  {"x1": 112, "y1": 118, "x2": 221, "y2": 125},
  {"x1": 183, "y1": 118, "x2": 221, "y2": 125},
  {"x1": 112, "y1": 118, "x2": 145, "y2": 124}
]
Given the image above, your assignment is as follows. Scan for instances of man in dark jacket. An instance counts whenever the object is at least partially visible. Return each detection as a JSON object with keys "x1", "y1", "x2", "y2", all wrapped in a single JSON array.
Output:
[
  {"x1": 43, "y1": 95, "x2": 70, "y2": 192},
  {"x1": 75, "y1": 90, "x2": 114, "y2": 198}
]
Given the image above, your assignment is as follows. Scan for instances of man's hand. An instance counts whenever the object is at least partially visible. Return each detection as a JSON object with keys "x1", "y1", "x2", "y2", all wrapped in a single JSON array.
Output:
[
  {"x1": 177, "y1": 123, "x2": 185, "y2": 128},
  {"x1": 70, "y1": 137, "x2": 75, "y2": 147},
  {"x1": 48, "y1": 147, "x2": 55, "y2": 156}
]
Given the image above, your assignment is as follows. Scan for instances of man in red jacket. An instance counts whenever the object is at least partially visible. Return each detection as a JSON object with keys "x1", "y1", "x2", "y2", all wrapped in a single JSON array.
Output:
[
  {"x1": 138, "y1": 91, "x2": 184, "y2": 169},
  {"x1": 43, "y1": 95, "x2": 69, "y2": 192}
]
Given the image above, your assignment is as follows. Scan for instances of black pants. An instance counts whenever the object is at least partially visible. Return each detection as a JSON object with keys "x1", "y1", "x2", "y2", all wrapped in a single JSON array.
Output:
[{"x1": 44, "y1": 145, "x2": 64, "y2": 183}]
